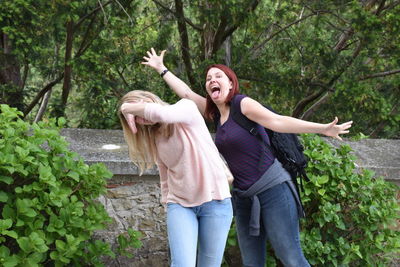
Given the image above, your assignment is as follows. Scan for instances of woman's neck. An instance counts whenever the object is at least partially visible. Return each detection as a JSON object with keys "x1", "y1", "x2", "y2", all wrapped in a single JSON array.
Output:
[{"x1": 217, "y1": 102, "x2": 229, "y2": 115}]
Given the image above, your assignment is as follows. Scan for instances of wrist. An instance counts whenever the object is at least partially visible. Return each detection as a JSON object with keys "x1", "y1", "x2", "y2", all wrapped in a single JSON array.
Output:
[
  {"x1": 157, "y1": 65, "x2": 167, "y2": 74},
  {"x1": 160, "y1": 69, "x2": 169, "y2": 77}
]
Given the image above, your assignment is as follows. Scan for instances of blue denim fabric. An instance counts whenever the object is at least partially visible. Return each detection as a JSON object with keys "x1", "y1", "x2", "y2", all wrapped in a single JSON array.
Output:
[
  {"x1": 167, "y1": 198, "x2": 233, "y2": 267},
  {"x1": 234, "y1": 182, "x2": 310, "y2": 267}
]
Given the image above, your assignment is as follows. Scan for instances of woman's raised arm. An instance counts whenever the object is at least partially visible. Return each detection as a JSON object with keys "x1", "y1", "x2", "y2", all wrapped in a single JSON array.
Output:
[
  {"x1": 142, "y1": 48, "x2": 207, "y2": 115},
  {"x1": 241, "y1": 96, "x2": 353, "y2": 140}
]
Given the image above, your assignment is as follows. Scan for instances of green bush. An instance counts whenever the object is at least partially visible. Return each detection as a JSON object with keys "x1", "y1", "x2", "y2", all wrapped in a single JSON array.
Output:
[
  {"x1": 301, "y1": 134, "x2": 399, "y2": 266},
  {"x1": 0, "y1": 105, "x2": 141, "y2": 267}
]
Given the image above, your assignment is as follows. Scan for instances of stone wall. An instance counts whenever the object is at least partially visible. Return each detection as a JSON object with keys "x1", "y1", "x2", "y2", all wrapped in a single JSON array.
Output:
[
  {"x1": 61, "y1": 128, "x2": 169, "y2": 267},
  {"x1": 60, "y1": 128, "x2": 400, "y2": 266}
]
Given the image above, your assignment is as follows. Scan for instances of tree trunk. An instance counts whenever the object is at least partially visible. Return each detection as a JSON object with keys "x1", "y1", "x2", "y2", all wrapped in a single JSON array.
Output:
[
  {"x1": 0, "y1": 32, "x2": 24, "y2": 111},
  {"x1": 224, "y1": 36, "x2": 232, "y2": 67},
  {"x1": 58, "y1": 20, "x2": 75, "y2": 117},
  {"x1": 174, "y1": 0, "x2": 198, "y2": 91}
]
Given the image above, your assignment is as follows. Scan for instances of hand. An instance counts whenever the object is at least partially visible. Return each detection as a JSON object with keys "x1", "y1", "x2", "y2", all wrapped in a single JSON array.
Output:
[
  {"x1": 142, "y1": 47, "x2": 166, "y2": 73},
  {"x1": 120, "y1": 101, "x2": 143, "y2": 134},
  {"x1": 123, "y1": 113, "x2": 137, "y2": 134},
  {"x1": 323, "y1": 117, "x2": 353, "y2": 140},
  {"x1": 120, "y1": 102, "x2": 132, "y2": 114},
  {"x1": 120, "y1": 100, "x2": 144, "y2": 114}
]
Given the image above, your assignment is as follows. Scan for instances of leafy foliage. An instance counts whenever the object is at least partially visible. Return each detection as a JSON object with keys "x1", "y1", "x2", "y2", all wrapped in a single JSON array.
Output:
[
  {"x1": 0, "y1": 104, "x2": 141, "y2": 267},
  {"x1": 301, "y1": 134, "x2": 399, "y2": 266},
  {"x1": 1, "y1": 0, "x2": 399, "y2": 136}
]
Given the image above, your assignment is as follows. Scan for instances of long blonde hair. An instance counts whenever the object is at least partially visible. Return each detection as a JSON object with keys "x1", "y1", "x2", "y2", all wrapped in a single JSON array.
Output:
[{"x1": 118, "y1": 90, "x2": 174, "y2": 175}]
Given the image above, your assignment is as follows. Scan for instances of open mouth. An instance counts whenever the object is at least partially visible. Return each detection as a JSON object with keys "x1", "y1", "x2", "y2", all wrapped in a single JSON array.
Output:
[{"x1": 210, "y1": 85, "x2": 221, "y2": 99}]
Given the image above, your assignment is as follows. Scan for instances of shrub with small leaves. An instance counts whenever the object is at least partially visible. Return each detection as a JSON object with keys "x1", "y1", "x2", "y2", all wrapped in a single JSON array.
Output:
[
  {"x1": 301, "y1": 134, "x2": 400, "y2": 267},
  {"x1": 0, "y1": 104, "x2": 141, "y2": 267}
]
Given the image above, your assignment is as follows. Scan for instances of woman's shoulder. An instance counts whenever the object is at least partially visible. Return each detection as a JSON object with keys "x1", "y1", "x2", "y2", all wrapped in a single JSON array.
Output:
[
  {"x1": 232, "y1": 94, "x2": 247, "y2": 103},
  {"x1": 231, "y1": 94, "x2": 248, "y2": 110}
]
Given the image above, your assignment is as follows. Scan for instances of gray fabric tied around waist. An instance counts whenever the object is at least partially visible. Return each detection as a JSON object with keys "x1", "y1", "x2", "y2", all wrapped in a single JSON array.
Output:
[{"x1": 232, "y1": 159, "x2": 291, "y2": 236}]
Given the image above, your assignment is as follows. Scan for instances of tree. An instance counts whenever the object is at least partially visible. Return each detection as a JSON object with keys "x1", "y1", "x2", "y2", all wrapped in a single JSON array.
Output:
[{"x1": 1, "y1": 0, "x2": 399, "y2": 138}]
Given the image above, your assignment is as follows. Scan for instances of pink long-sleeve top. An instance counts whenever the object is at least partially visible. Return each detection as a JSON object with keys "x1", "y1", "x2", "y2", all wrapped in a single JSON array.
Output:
[{"x1": 144, "y1": 99, "x2": 231, "y2": 207}]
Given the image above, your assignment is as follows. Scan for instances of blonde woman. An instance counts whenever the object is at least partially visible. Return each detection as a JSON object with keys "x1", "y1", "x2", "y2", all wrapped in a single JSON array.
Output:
[{"x1": 118, "y1": 90, "x2": 233, "y2": 267}]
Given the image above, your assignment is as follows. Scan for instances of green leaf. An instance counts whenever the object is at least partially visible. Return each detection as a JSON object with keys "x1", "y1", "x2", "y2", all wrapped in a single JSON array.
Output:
[
  {"x1": 0, "y1": 245, "x2": 10, "y2": 257},
  {"x1": 67, "y1": 171, "x2": 80, "y2": 181},
  {"x1": 0, "y1": 191, "x2": 9, "y2": 202},
  {"x1": 24, "y1": 208, "x2": 37, "y2": 218},
  {"x1": 2, "y1": 254, "x2": 20, "y2": 267},
  {"x1": 3, "y1": 230, "x2": 18, "y2": 239},
  {"x1": 55, "y1": 240, "x2": 66, "y2": 251},
  {"x1": 0, "y1": 219, "x2": 13, "y2": 231},
  {"x1": 2, "y1": 204, "x2": 15, "y2": 219},
  {"x1": 317, "y1": 175, "x2": 329, "y2": 185},
  {"x1": 17, "y1": 237, "x2": 32, "y2": 252},
  {"x1": 0, "y1": 175, "x2": 13, "y2": 185}
]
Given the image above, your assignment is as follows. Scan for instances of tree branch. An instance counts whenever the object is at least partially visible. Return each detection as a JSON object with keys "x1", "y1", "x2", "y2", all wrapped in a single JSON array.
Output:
[
  {"x1": 292, "y1": 87, "x2": 325, "y2": 118},
  {"x1": 212, "y1": 0, "x2": 261, "y2": 55},
  {"x1": 151, "y1": 0, "x2": 202, "y2": 31},
  {"x1": 300, "y1": 91, "x2": 332, "y2": 120},
  {"x1": 369, "y1": 101, "x2": 398, "y2": 137},
  {"x1": 23, "y1": 74, "x2": 64, "y2": 117},
  {"x1": 76, "y1": 14, "x2": 97, "y2": 57},
  {"x1": 75, "y1": 0, "x2": 113, "y2": 29},
  {"x1": 117, "y1": 69, "x2": 130, "y2": 89},
  {"x1": 21, "y1": 61, "x2": 29, "y2": 90},
  {"x1": 263, "y1": 12, "x2": 320, "y2": 47},
  {"x1": 360, "y1": 69, "x2": 400, "y2": 80},
  {"x1": 380, "y1": 0, "x2": 400, "y2": 14},
  {"x1": 34, "y1": 90, "x2": 52, "y2": 123},
  {"x1": 243, "y1": 10, "x2": 323, "y2": 63}
]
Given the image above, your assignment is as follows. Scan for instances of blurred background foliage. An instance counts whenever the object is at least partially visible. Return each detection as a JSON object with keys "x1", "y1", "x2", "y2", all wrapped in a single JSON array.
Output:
[{"x1": 1, "y1": 0, "x2": 399, "y2": 138}]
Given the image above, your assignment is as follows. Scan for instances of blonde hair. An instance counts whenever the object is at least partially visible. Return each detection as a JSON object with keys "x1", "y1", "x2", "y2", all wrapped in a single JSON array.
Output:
[{"x1": 118, "y1": 90, "x2": 174, "y2": 175}]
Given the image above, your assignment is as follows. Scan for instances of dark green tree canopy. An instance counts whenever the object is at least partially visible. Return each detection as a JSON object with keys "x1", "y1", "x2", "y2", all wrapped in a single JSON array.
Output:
[{"x1": 1, "y1": 0, "x2": 399, "y2": 138}]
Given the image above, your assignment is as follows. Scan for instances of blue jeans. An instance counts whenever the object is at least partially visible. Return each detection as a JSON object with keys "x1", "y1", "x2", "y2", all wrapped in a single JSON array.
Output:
[
  {"x1": 234, "y1": 182, "x2": 310, "y2": 267},
  {"x1": 167, "y1": 198, "x2": 233, "y2": 267}
]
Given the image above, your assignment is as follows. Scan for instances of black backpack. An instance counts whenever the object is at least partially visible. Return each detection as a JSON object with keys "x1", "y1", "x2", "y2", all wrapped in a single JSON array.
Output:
[{"x1": 218, "y1": 95, "x2": 309, "y2": 217}]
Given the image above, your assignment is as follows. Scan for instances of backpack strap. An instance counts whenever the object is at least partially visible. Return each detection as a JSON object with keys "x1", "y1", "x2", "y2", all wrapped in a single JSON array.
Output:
[
  {"x1": 230, "y1": 96, "x2": 260, "y2": 137},
  {"x1": 230, "y1": 95, "x2": 275, "y2": 170}
]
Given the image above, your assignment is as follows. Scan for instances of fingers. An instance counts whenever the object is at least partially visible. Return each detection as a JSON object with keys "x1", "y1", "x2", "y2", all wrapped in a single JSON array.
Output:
[
  {"x1": 339, "y1": 121, "x2": 353, "y2": 131},
  {"x1": 328, "y1": 116, "x2": 339, "y2": 127},
  {"x1": 123, "y1": 113, "x2": 137, "y2": 134},
  {"x1": 141, "y1": 55, "x2": 150, "y2": 65},
  {"x1": 145, "y1": 48, "x2": 166, "y2": 58},
  {"x1": 160, "y1": 49, "x2": 166, "y2": 59}
]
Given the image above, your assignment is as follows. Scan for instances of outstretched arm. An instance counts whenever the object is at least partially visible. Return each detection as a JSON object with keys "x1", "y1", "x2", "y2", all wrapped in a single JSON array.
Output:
[
  {"x1": 241, "y1": 97, "x2": 353, "y2": 140},
  {"x1": 141, "y1": 48, "x2": 207, "y2": 115}
]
